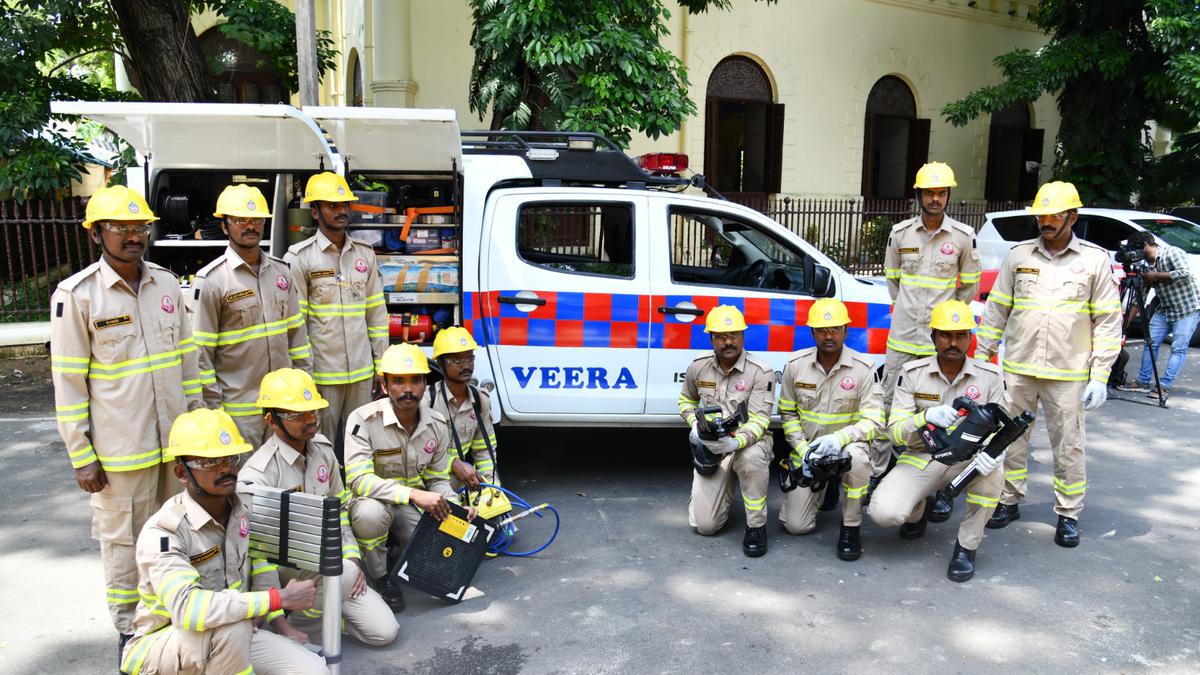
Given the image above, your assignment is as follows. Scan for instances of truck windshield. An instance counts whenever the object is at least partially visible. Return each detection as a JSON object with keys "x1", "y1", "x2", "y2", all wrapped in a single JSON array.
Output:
[{"x1": 1132, "y1": 219, "x2": 1200, "y2": 254}]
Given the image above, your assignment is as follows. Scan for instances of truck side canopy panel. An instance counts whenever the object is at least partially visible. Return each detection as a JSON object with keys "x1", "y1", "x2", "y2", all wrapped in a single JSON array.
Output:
[{"x1": 303, "y1": 107, "x2": 462, "y2": 173}]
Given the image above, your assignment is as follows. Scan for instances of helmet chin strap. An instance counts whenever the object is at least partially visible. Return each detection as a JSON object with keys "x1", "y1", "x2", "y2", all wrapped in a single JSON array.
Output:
[
  {"x1": 270, "y1": 411, "x2": 305, "y2": 444},
  {"x1": 181, "y1": 461, "x2": 219, "y2": 499}
]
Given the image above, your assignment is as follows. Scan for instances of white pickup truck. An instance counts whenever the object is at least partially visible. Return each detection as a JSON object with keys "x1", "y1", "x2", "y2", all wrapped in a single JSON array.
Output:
[{"x1": 52, "y1": 102, "x2": 895, "y2": 426}]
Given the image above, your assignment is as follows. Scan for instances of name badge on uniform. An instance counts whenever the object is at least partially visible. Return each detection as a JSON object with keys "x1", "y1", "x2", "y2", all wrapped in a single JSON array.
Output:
[
  {"x1": 795, "y1": 382, "x2": 817, "y2": 390},
  {"x1": 189, "y1": 545, "x2": 221, "y2": 565},
  {"x1": 1015, "y1": 267, "x2": 1040, "y2": 275},
  {"x1": 94, "y1": 315, "x2": 132, "y2": 330},
  {"x1": 308, "y1": 269, "x2": 336, "y2": 280},
  {"x1": 695, "y1": 380, "x2": 716, "y2": 389},
  {"x1": 373, "y1": 447, "x2": 404, "y2": 457},
  {"x1": 223, "y1": 289, "x2": 256, "y2": 304},
  {"x1": 914, "y1": 392, "x2": 941, "y2": 402},
  {"x1": 898, "y1": 247, "x2": 920, "y2": 254}
]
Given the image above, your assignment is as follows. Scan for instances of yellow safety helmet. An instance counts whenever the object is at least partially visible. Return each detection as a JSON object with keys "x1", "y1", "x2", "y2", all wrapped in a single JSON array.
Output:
[
  {"x1": 913, "y1": 162, "x2": 957, "y2": 189},
  {"x1": 807, "y1": 298, "x2": 851, "y2": 328},
  {"x1": 704, "y1": 305, "x2": 748, "y2": 333},
  {"x1": 432, "y1": 326, "x2": 480, "y2": 359},
  {"x1": 929, "y1": 300, "x2": 976, "y2": 331},
  {"x1": 165, "y1": 408, "x2": 253, "y2": 461},
  {"x1": 214, "y1": 184, "x2": 273, "y2": 219},
  {"x1": 379, "y1": 343, "x2": 431, "y2": 376},
  {"x1": 256, "y1": 368, "x2": 329, "y2": 412},
  {"x1": 302, "y1": 172, "x2": 358, "y2": 204},
  {"x1": 82, "y1": 185, "x2": 158, "y2": 230},
  {"x1": 1027, "y1": 181, "x2": 1083, "y2": 215}
]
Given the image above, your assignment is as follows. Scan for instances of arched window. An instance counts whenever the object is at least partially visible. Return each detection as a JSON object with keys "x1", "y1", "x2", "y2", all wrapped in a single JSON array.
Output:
[
  {"x1": 861, "y1": 75, "x2": 928, "y2": 199},
  {"x1": 199, "y1": 28, "x2": 286, "y2": 104},
  {"x1": 985, "y1": 101, "x2": 1042, "y2": 201},
  {"x1": 347, "y1": 50, "x2": 364, "y2": 107},
  {"x1": 704, "y1": 56, "x2": 784, "y2": 196}
]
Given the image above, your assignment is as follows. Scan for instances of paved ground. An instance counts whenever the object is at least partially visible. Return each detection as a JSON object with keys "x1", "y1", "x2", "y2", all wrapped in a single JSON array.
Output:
[{"x1": 2, "y1": 349, "x2": 1200, "y2": 674}]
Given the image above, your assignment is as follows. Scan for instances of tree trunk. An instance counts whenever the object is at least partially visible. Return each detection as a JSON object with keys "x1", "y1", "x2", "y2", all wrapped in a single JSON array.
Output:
[{"x1": 110, "y1": 0, "x2": 216, "y2": 102}]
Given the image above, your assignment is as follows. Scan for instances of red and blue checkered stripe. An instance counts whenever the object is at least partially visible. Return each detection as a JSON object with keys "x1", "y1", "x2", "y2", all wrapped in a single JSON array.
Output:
[{"x1": 462, "y1": 291, "x2": 892, "y2": 353}]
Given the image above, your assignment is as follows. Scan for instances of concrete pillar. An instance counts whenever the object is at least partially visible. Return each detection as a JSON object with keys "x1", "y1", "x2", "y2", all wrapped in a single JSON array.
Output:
[
  {"x1": 369, "y1": 0, "x2": 417, "y2": 107},
  {"x1": 114, "y1": 54, "x2": 133, "y2": 93}
]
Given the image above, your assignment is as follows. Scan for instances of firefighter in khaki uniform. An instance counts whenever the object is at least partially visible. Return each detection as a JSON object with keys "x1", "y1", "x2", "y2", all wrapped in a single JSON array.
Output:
[
  {"x1": 346, "y1": 344, "x2": 473, "y2": 611},
  {"x1": 876, "y1": 163, "x2": 981, "y2": 520},
  {"x1": 119, "y1": 409, "x2": 326, "y2": 675},
  {"x1": 49, "y1": 186, "x2": 203, "y2": 652},
  {"x1": 428, "y1": 327, "x2": 499, "y2": 491},
  {"x1": 194, "y1": 185, "x2": 312, "y2": 446},
  {"x1": 285, "y1": 172, "x2": 388, "y2": 441},
  {"x1": 678, "y1": 305, "x2": 775, "y2": 558},
  {"x1": 869, "y1": 301, "x2": 1007, "y2": 582},
  {"x1": 237, "y1": 368, "x2": 399, "y2": 645},
  {"x1": 977, "y1": 181, "x2": 1122, "y2": 547},
  {"x1": 778, "y1": 299, "x2": 885, "y2": 561}
]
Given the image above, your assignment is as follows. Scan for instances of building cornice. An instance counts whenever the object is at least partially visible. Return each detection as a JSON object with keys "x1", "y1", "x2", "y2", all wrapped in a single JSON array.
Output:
[{"x1": 865, "y1": 0, "x2": 1043, "y2": 33}]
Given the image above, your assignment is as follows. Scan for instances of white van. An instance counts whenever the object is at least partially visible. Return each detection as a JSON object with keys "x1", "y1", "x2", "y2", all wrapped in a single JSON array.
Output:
[{"x1": 52, "y1": 101, "x2": 896, "y2": 425}]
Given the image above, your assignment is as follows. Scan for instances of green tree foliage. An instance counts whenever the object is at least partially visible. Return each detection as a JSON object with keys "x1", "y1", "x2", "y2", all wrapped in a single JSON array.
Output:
[
  {"x1": 941, "y1": 1, "x2": 1200, "y2": 205},
  {"x1": 468, "y1": 0, "x2": 774, "y2": 148},
  {"x1": 0, "y1": 0, "x2": 337, "y2": 200}
]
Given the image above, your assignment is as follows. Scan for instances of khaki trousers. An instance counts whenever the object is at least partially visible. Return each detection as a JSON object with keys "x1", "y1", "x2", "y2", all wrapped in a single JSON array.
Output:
[
  {"x1": 282, "y1": 564, "x2": 399, "y2": 647},
  {"x1": 348, "y1": 498, "x2": 422, "y2": 578},
  {"x1": 689, "y1": 439, "x2": 772, "y2": 532},
  {"x1": 121, "y1": 620, "x2": 328, "y2": 675},
  {"x1": 1001, "y1": 373, "x2": 1088, "y2": 518},
  {"x1": 93, "y1": 464, "x2": 180, "y2": 634},
  {"x1": 780, "y1": 442, "x2": 872, "y2": 533},
  {"x1": 871, "y1": 348, "x2": 921, "y2": 476},
  {"x1": 868, "y1": 450, "x2": 1002, "y2": 550},
  {"x1": 317, "y1": 378, "x2": 373, "y2": 443},
  {"x1": 230, "y1": 412, "x2": 269, "y2": 449}
]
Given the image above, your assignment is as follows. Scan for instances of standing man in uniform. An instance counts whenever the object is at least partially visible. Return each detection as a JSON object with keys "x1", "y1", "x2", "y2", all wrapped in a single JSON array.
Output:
[
  {"x1": 877, "y1": 162, "x2": 981, "y2": 522},
  {"x1": 194, "y1": 184, "x2": 311, "y2": 446},
  {"x1": 345, "y1": 344, "x2": 472, "y2": 611},
  {"x1": 50, "y1": 185, "x2": 203, "y2": 654},
  {"x1": 285, "y1": 172, "x2": 388, "y2": 441},
  {"x1": 238, "y1": 368, "x2": 399, "y2": 646},
  {"x1": 869, "y1": 300, "x2": 1007, "y2": 582},
  {"x1": 778, "y1": 299, "x2": 885, "y2": 561},
  {"x1": 678, "y1": 305, "x2": 775, "y2": 557},
  {"x1": 428, "y1": 326, "x2": 499, "y2": 491},
  {"x1": 119, "y1": 408, "x2": 327, "y2": 675},
  {"x1": 977, "y1": 181, "x2": 1122, "y2": 547}
]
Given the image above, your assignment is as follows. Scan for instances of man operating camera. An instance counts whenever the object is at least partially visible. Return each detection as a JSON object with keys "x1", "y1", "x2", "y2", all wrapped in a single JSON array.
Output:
[{"x1": 1126, "y1": 230, "x2": 1200, "y2": 398}]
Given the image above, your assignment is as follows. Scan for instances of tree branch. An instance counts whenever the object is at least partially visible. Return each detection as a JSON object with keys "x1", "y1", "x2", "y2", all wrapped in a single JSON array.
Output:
[{"x1": 46, "y1": 47, "x2": 126, "y2": 77}]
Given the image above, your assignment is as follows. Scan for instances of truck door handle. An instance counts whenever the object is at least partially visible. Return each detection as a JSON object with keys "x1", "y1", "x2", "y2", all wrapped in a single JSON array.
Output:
[
  {"x1": 658, "y1": 306, "x2": 704, "y2": 317},
  {"x1": 498, "y1": 295, "x2": 547, "y2": 306}
]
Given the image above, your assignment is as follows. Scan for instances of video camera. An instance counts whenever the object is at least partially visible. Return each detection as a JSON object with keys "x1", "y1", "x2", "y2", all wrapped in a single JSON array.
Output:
[{"x1": 1115, "y1": 239, "x2": 1148, "y2": 274}]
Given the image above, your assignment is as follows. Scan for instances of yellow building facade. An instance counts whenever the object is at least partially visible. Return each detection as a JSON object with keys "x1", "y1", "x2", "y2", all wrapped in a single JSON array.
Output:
[{"x1": 192, "y1": 0, "x2": 1056, "y2": 201}]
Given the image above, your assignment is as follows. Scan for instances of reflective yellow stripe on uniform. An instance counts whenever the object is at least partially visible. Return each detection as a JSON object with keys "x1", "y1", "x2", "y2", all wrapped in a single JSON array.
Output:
[
  {"x1": 359, "y1": 534, "x2": 387, "y2": 550},
  {"x1": 138, "y1": 590, "x2": 171, "y2": 618},
  {"x1": 288, "y1": 342, "x2": 312, "y2": 358},
  {"x1": 742, "y1": 494, "x2": 766, "y2": 511},
  {"x1": 193, "y1": 313, "x2": 304, "y2": 347},
  {"x1": 977, "y1": 325, "x2": 1004, "y2": 340},
  {"x1": 107, "y1": 586, "x2": 139, "y2": 605},
  {"x1": 796, "y1": 408, "x2": 861, "y2": 425},
  {"x1": 1001, "y1": 358, "x2": 1090, "y2": 381},
  {"x1": 959, "y1": 271, "x2": 982, "y2": 283},
  {"x1": 1053, "y1": 477, "x2": 1086, "y2": 496},
  {"x1": 120, "y1": 626, "x2": 169, "y2": 675},
  {"x1": 898, "y1": 273, "x2": 957, "y2": 290},
  {"x1": 1005, "y1": 468, "x2": 1028, "y2": 481},
  {"x1": 222, "y1": 401, "x2": 263, "y2": 417},
  {"x1": 883, "y1": 267, "x2": 900, "y2": 279},
  {"x1": 364, "y1": 292, "x2": 385, "y2": 308},
  {"x1": 312, "y1": 365, "x2": 376, "y2": 385},
  {"x1": 367, "y1": 325, "x2": 390, "y2": 339},
  {"x1": 895, "y1": 452, "x2": 930, "y2": 470},
  {"x1": 99, "y1": 448, "x2": 164, "y2": 472},
  {"x1": 250, "y1": 559, "x2": 278, "y2": 578},
  {"x1": 55, "y1": 401, "x2": 89, "y2": 422},
  {"x1": 965, "y1": 492, "x2": 999, "y2": 508},
  {"x1": 842, "y1": 482, "x2": 869, "y2": 500},
  {"x1": 68, "y1": 444, "x2": 99, "y2": 468},
  {"x1": 233, "y1": 667, "x2": 255, "y2": 675},
  {"x1": 299, "y1": 299, "x2": 367, "y2": 317},
  {"x1": 88, "y1": 345, "x2": 194, "y2": 381},
  {"x1": 885, "y1": 336, "x2": 937, "y2": 356},
  {"x1": 51, "y1": 354, "x2": 90, "y2": 374}
]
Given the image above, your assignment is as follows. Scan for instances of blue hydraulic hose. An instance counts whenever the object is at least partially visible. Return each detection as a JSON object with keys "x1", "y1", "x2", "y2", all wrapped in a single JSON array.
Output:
[{"x1": 463, "y1": 483, "x2": 560, "y2": 557}]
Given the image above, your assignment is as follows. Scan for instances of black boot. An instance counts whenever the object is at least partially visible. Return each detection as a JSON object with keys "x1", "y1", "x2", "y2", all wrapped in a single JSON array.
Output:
[
  {"x1": 928, "y1": 487, "x2": 954, "y2": 523},
  {"x1": 946, "y1": 540, "x2": 976, "y2": 582},
  {"x1": 836, "y1": 524, "x2": 862, "y2": 561},
  {"x1": 743, "y1": 525, "x2": 767, "y2": 557},
  {"x1": 818, "y1": 482, "x2": 840, "y2": 511},
  {"x1": 1054, "y1": 515, "x2": 1080, "y2": 548},
  {"x1": 373, "y1": 574, "x2": 406, "y2": 612},
  {"x1": 986, "y1": 503, "x2": 1020, "y2": 529},
  {"x1": 117, "y1": 633, "x2": 132, "y2": 671},
  {"x1": 899, "y1": 496, "x2": 931, "y2": 540}
]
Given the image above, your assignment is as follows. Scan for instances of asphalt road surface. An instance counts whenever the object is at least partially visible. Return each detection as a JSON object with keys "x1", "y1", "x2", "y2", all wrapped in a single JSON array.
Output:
[{"x1": 2, "y1": 353, "x2": 1199, "y2": 674}]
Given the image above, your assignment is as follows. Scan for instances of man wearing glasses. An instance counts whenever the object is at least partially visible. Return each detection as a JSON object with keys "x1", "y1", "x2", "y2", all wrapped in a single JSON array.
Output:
[
  {"x1": 427, "y1": 326, "x2": 499, "y2": 491},
  {"x1": 193, "y1": 184, "x2": 312, "y2": 446},
  {"x1": 976, "y1": 181, "x2": 1123, "y2": 548},
  {"x1": 50, "y1": 185, "x2": 203, "y2": 660},
  {"x1": 238, "y1": 368, "x2": 399, "y2": 644},
  {"x1": 120, "y1": 408, "x2": 327, "y2": 675}
]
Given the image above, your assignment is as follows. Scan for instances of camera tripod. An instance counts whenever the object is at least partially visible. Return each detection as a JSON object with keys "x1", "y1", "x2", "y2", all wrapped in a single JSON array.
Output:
[{"x1": 1111, "y1": 268, "x2": 1168, "y2": 409}]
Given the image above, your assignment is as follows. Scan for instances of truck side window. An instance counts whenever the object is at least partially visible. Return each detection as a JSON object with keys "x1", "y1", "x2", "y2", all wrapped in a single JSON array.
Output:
[
  {"x1": 670, "y1": 208, "x2": 808, "y2": 293},
  {"x1": 517, "y1": 203, "x2": 634, "y2": 278}
]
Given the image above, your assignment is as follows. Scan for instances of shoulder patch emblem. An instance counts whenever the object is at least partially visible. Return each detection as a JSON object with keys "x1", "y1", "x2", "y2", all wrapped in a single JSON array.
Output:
[
  {"x1": 161, "y1": 295, "x2": 175, "y2": 314},
  {"x1": 735, "y1": 378, "x2": 747, "y2": 392},
  {"x1": 316, "y1": 464, "x2": 329, "y2": 483},
  {"x1": 940, "y1": 242, "x2": 956, "y2": 255},
  {"x1": 239, "y1": 515, "x2": 249, "y2": 538},
  {"x1": 840, "y1": 376, "x2": 855, "y2": 391},
  {"x1": 94, "y1": 315, "x2": 132, "y2": 330},
  {"x1": 354, "y1": 258, "x2": 368, "y2": 273},
  {"x1": 965, "y1": 384, "x2": 981, "y2": 400},
  {"x1": 423, "y1": 439, "x2": 437, "y2": 454},
  {"x1": 276, "y1": 274, "x2": 290, "y2": 291}
]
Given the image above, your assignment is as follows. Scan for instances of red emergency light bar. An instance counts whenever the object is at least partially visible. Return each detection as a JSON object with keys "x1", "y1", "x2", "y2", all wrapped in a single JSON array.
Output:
[{"x1": 638, "y1": 152, "x2": 689, "y2": 174}]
